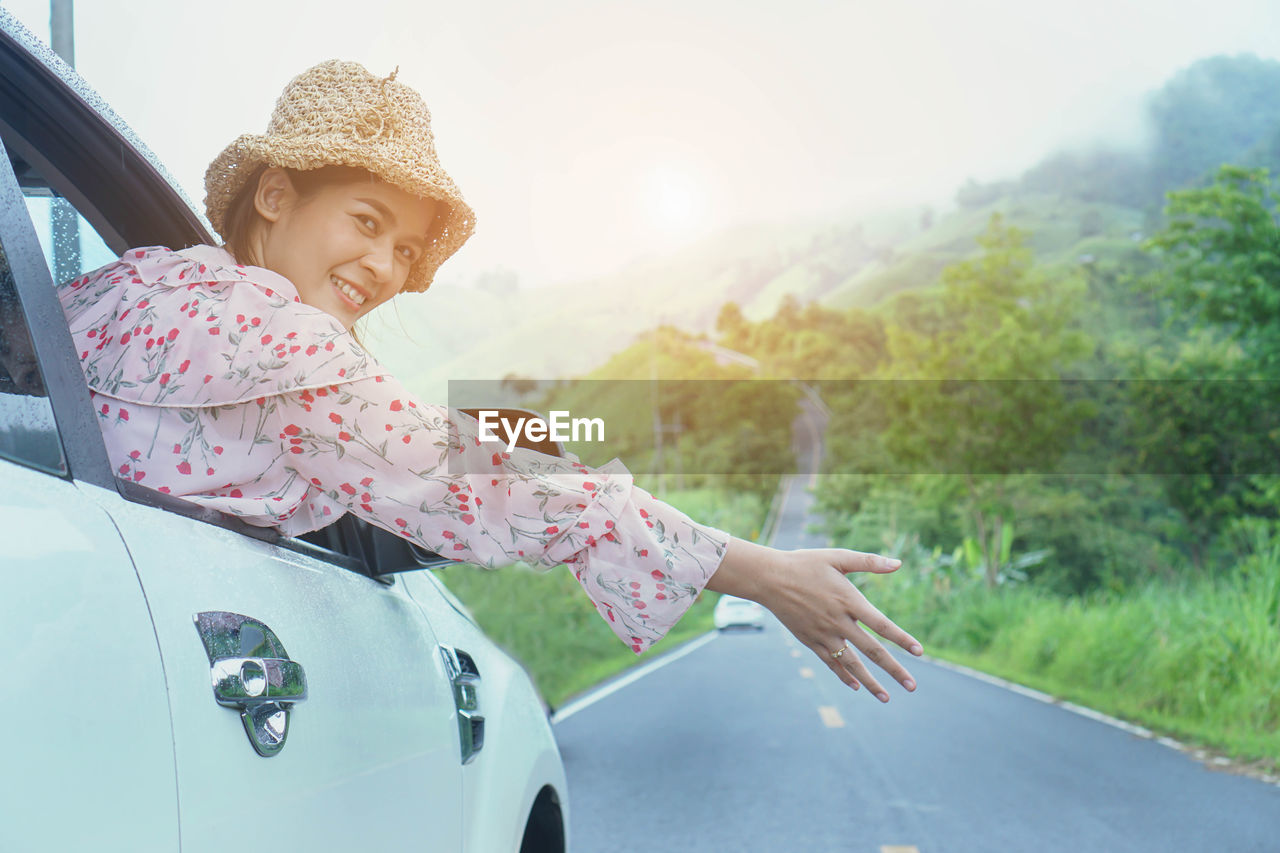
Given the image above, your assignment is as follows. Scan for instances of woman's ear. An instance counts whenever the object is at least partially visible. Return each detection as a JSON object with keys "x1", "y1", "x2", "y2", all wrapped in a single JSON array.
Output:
[{"x1": 252, "y1": 167, "x2": 297, "y2": 223}]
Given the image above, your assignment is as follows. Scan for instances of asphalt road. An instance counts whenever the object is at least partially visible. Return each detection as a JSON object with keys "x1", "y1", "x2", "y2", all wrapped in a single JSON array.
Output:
[{"x1": 555, "y1": 392, "x2": 1280, "y2": 852}]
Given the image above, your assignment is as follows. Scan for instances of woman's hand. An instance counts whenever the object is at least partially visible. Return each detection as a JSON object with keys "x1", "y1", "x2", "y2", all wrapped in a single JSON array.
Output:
[{"x1": 707, "y1": 537, "x2": 923, "y2": 702}]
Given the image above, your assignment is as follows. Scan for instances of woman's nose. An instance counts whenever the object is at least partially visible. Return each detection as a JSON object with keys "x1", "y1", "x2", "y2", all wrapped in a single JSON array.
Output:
[{"x1": 361, "y1": 241, "x2": 396, "y2": 287}]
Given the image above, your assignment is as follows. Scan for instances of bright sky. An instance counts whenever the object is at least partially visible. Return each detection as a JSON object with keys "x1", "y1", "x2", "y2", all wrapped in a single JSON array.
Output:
[{"x1": 7, "y1": 0, "x2": 1280, "y2": 287}]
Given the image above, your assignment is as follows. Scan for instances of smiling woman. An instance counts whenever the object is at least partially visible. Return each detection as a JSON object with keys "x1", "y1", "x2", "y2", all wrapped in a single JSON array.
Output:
[
  {"x1": 59, "y1": 58, "x2": 924, "y2": 705},
  {"x1": 222, "y1": 165, "x2": 437, "y2": 328}
]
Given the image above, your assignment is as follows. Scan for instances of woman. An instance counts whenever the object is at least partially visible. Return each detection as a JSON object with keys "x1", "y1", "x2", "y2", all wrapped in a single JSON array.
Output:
[{"x1": 58, "y1": 60, "x2": 922, "y2": 701}]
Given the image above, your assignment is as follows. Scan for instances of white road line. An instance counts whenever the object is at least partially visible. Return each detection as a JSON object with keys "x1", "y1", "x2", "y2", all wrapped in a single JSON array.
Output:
[
  {"x1": 550, "y1": 631, "x2": 719, "y2": 725},
  {"x1": 924, "y1": 654, "x2": 1280, "y2": 788}
]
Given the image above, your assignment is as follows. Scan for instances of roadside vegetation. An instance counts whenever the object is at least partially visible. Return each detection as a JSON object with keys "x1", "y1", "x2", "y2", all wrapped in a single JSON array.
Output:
[{"x1": 441, "y1": 54, "x2": 1280, "y2": 770}]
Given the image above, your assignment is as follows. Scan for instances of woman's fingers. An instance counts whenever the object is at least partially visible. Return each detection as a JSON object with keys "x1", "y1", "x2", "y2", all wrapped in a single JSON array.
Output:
[
  {"x1": 847, "y1": 584, "x2": 924, "y2": 657},
  {"x1": 812, "y1": 640, "x2": 862, "y2": 691},
  {"x1": 826, "y1": 548, "x2": 903, "y2": 575}
]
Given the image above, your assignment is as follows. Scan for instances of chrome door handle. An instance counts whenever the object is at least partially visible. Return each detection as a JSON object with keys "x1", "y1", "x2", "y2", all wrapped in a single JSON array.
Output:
[
  {"x1": 194, "y1": 612, "x2": 308, "y2": 757},
  {"x1": 211, "y1": 657, "x2": 308, "y2": 705}
]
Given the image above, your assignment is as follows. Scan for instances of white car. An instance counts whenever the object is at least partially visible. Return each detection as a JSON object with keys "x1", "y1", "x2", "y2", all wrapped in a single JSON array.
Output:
[
  {"x1": 0, "y1": 11, "x2": 567, "y2": 852},
  {"x1": 713, "y1": 593, "x2": 768, "y2": 631}
]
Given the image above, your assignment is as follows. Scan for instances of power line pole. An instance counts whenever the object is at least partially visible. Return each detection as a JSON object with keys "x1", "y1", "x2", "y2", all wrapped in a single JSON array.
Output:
[{"x1": 49, "y1": 0, "x2": 80, "y2": 283}]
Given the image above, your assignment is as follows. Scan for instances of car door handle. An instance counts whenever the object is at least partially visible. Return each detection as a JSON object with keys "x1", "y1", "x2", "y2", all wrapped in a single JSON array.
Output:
[
  {"x1": 211, "y1": 657, "x2": 308, "y2": 705},
  {"x1": 194, "y1": 612, "x2": 308, "y2": 757}
]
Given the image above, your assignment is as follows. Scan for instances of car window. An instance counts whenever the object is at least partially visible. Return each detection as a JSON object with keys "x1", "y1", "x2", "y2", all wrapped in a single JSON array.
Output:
[
  {"x1": 9, "y1": 147, "x2": 116, "y2": 283},
  {"x1": 0, "y1": 236, "x2": 65, "y2": 475}
]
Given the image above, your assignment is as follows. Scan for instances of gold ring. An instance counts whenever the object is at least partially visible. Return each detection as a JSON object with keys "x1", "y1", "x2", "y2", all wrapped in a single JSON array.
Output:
[{"x1": 830, "y1": 644, "x2": 847, "y2": 659}]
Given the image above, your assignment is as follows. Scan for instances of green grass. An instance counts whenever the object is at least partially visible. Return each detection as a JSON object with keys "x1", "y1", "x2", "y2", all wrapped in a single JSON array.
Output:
[
  {"x1": 434, "y1": 487, "x2": 766, "y2": 708},
  {"x1": 860, "y1": 550, "x2": 1280, "y2": 771}
]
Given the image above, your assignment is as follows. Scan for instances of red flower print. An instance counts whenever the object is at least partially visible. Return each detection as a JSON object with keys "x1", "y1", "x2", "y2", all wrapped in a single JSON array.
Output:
[
  {"x1": 159, "y1": 373, "x2": 170, "y2": 385},
  {"x1": 119, "y1": 409, "x2": 129, "y2": 421},
  {"x1": 100, "y1": 403, "x2": 109, "y2": 415},
  {"x1": 448, "y1": 483, "x2": 460, "y2": 493},
  {"x1": 453, "y1": 543, "x2": 466, "y2": 551},
  {"x1": 461, "y1": 513, "x2": 475, "y2": 525},
  {"x1": 545, "y1": 525, "x2": 559, "y2": 534},
  {"x1": 604, "y1": 532, "x2": 616, "y2": 542},
  {"x1": 635, "y1": 601, "x2": 646, "y2": 609},
  {"x1": 586, "y1": 535, "x2": 597, "y2": 546},
  {"x1": 120, "y1": 332, "x2": 131, "y2": 345},
  {"x1": 261, "y1": 334, "x2": 272, "y2": 344},
  {"x1": 204, "y1": 374, "x2": 212, "y2": 383},
  {"x1": 129, "y1": 450, "x2": 141, "y2": 460},
  {"x1": 655, "y1": 583, "x2": 665, "y2": 590},
  {"x1": 328, "y1": 412, "x2": 343, "y2": 424},
  {"x1": 650, "y1": 569, "x2": 662, "y2": 579},
  {"x1": 491, "y1": 479, "x2": 499, "y2": 486},
  {"x1": 137, "y1": 300, "x2": 149, "y2": 309},
  {"x1": 177, "y1": 461, "x2": 192, "y2": 475},
  {"x1": 630, "y1": 582, "x2": 641, "y2": 589},
  {"x1": 579, "y1": 521, "x2": 590, "y2": 529},
  {"x1": 492, "y1": 453, "x2": 502, "y2": 466},
  {"x1": 655, "y1": 593, "x2": 666, "y2": 600},
  {"x1": 178, "y1": 360, "x2": 190, "y2": 373},
  {"x1": 118, "y1": 463, "x2": 130, "y2": 475},
  {"x1": 230, "y1": 489, "x2": 243, "y2": 498},
  {"x1": 236, "y1": 314, "x2": 245, "y2": 323},
  {"x1": 338, "y1": 431, "x2": 352, "y2": 442},
  {"x1": 87, "y1": 329, "x2": 97, "y2": 339},
  {"x1": 442, "y1": 530, "x2": 455, "y2": 539},
  {"x1": 360, "y1": 477, "x2": 373, "y2": 487},
  {"x1": 251, "y1": 317, "x2": 261, "y2": 326},
  {"x1": 306, "y1": 345, "x2": 318, "y2": 356},
  {"x1": 133, "y1": 471, "x2": 145, "y2": 482},
  {"x1": 283, "y1": 424, "x2": 302, "y2": 436},
  {"x1": 385, "y1": 424, "x2": 393, "y2": 431},
  {"x1": 173, "y1": 443, "x2": 182, "y2": 453},
  {"x1": 158, "y1": 487, "x2": 170, "y2": 494},
  {"x1": 337, "y1": 368, "x2": 346, "y2": 378},
  {"x1": 325, "y1": 341, "x2": 335, "y2": 351},
  {"x1": 583, "y1": 481, "x2": 596, "y2": 490},
  {"x1": 402, "y1": 435, "x2": 411, "y2": 444},
  {"x1": 390, "y1": 399, "x2": 403, "y2": 411},
  {"x1": 360, "y1": 503, "x2": 372, "y2": 512},
  {"x1": 213, "y1": 446, "x2": 223, "y2": 455},
  {"x1": 395, "y1": 518, "x2": 407, "y2": 528},
  {"x1": 208, "y1": 328, "x2": 220, "y2": 335},
  {"x1": 205, "y1": 467, "x2": 214, "y2": 476},
  {"x1": 340, "y1": 483, "x2": 356, "y2": 495},
  {"x1": 310, "y1": 478, "x2": 322, "y2": 486},
  {"x1": 604, "y1": 520, "x2": 615, "y2": 529},
  {"x1": 290, "y1": 447, "x2": 304, "y2": 454},
  {"x1": 167, "y1": 328, "x2": 179, "y2": 341}
]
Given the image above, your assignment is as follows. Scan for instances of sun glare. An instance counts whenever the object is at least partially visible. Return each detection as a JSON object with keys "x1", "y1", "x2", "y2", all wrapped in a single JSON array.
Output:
[{"x1": 645, "y1": 167, "x2": 704, "y2": 233}]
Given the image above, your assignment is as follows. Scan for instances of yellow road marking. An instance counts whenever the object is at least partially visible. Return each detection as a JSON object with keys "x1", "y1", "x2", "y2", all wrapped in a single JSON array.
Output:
[
  {"x1": 880, "y1": 847, "x2": 920, "y2": 853},
  {"x1": 818, "y1": 705, "x2": 844, "y2": 728},
  {"x1": 790, "y1": 649, "x2": 801, "y2": 658},
  {"x1": 799, "y1": 667, "x2": 814, "y2": 679}
]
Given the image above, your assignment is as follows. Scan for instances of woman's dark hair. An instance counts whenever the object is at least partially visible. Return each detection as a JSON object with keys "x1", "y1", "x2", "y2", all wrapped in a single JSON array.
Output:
[{"x1": 221, "y1": 164, "x2": 375, "y2": 266}]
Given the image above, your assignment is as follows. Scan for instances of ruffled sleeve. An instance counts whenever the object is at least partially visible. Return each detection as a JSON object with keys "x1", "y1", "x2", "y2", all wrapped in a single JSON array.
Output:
[{"x1": 267, "y1": 372, "x2": 729, "y2": 654}]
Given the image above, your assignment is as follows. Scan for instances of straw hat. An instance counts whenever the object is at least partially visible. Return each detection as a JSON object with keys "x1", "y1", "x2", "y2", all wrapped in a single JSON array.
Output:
[{"x1": 204, "y1": 60, "x2": 475, "y2": 293}]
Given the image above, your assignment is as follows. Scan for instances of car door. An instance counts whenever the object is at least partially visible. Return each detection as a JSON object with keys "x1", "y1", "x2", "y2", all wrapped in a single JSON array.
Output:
[
  {"x1": 0, "y1": 17, "x2": 464, "y2": 851},
  {"x1": 0, "y1": 221, "x2": 180, "y2": 852}
]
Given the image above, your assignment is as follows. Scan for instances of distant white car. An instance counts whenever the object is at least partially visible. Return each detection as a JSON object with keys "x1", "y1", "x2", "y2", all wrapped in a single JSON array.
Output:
[{"x1": 714, "y1": 594, "x2": 767, "y2": 630}]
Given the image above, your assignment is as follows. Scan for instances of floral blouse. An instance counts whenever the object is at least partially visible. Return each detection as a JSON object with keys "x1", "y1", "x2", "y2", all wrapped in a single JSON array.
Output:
[{"x1": 57, "y1": 245, "x2": 729, "y2": 654}]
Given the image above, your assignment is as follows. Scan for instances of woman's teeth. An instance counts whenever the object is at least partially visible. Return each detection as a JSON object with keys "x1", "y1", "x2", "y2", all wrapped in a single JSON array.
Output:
[{"x1": 330, "y1": 276, "x2": 366, "y2": 306}]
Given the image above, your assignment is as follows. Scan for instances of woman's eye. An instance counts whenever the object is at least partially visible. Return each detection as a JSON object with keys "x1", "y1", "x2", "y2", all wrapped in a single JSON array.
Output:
[
  {"x1": 357, "y1": 215, "x2": 378, "y2": 231},
  {"x1": 397, "y1": 246, "x2": 417, "y2": 262}
]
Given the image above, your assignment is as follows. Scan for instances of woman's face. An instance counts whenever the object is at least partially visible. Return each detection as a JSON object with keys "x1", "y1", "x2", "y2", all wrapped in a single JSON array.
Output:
[{"x1": 253, "y1": 169, "x2": 438, "y2": 329}]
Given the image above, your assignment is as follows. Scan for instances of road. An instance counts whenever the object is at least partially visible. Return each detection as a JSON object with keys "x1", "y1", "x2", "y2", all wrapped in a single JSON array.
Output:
[{"x1": 554, "y1": 389, "x2": 1280, "y2": 852}]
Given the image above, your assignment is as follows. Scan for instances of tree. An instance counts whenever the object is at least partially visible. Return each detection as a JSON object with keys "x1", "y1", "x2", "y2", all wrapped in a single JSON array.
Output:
[{"x1": 875, "y1": 215, "x2": 1093, "y2": 587}]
